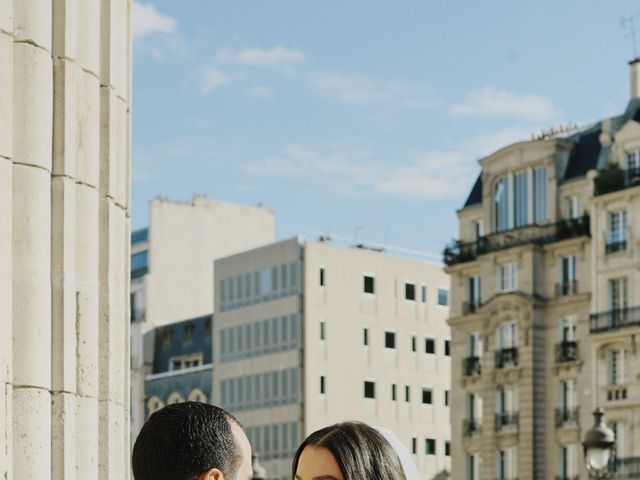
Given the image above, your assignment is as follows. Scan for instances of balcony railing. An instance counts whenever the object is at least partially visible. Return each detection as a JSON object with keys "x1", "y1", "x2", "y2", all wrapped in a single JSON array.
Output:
[
  {"x1": 495, "y1": 347, "x2": 518, "y2": 369},
  {"x1": 555, "y1": 341, "x2": 578, "y2": 363},
  {"x1": 463, "y1": 418, "x2": 482, "y2": 437},
  {"x1": 464, "y1": 356, "x2": 482, "y2": 376},
  {"x1": 443, "y1": 216, "x2": 590, "y2": 266},
  {"x1": 555, "y1": 280, "x2": 578, "y2": 297},
  {"x1": 605, "y1": 238, "x2": 627, "y2": 254},
  {"x1": 614, "y1": 456, "x2": 640, "y2": 478},
  {"x1": 594, "y1": 164, "x2": 640, "y2": 196},
  {"x1": 606, "y1": 384, "x2": 628, "y2": 401},
  {"x1": 555, "y1": 407, "x2": 579, "y2": 427},
  {"x1": 463, "y1": 301, "x2": 482, "y2": 314},
  {"x1": 590, "y1": 306, "x2": 640, "y2": 333},
  {"x1": 495, "y1": 412, "x2": 518, "y2": 431}
]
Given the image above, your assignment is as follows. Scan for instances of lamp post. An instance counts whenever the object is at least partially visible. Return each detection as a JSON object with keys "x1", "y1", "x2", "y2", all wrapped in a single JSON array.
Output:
[
  {"x1": 252, "y1": 453, "x2": 268, "y2": 480},
  {"x1": 583, "y1": 407, "x2": 616, "y2": 479}
]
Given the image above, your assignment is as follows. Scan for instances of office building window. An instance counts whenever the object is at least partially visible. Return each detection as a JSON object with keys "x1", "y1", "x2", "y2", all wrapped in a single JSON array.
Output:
[
  {"x1": 445, "y1": 441, "x2": 451, "y2": 456},
  {"x1": 320, "y1": 376, "x2": 325, "y2": 395},
  {"x1": 445, "y1": 340, "x2": 450, "y2": 356},
  {"x1": 281, "y1": 264, "x2": 288, "y2": 289},
  {"x1": 385, "y1": 331, "x2": 396, "y2": 349},
  {"x1": 411, "y1": 335, "x2": 417, "y2": 352},
  {"x1": 405, "y1": 282, "x2": 416, "y2": 301},
  {"x1": 405, "y1": 385, "x2": 410, "y2": 403},
  {"x1": 319, "y1": 267, "x2": 325, "y2": 287},
  {"x1": 320, "y1": 321, "x2": 326, "y2": 341},
  {"x1": 514, "y1": 170, "x2": 529, "y2": 228},
  {"x1": 184, "y1": 323, "x2": 194, "y2": 342},
  {"x1": 363, "y1": 327, "x2": 369, "y2": 346},
  {"x1": 425, "y1": 337, "x2": 435, "y2": 354},
  {"x1": 260, "y1": 267, "x2": 271, "y2": 294},
  {"x1": 494, "y1": 177, "x2": 509, "y2": 231},
  {"x1": 445, "y1": 390, "x2": 449, "y2": 406},
  {"x1": 421, "y1": 285, "x2": 427, "y2": 303},
  {"x1": 412, "y1": 437, "x2": 417, "y2": 455},
  {"x1": 391, "y1": 384, "x2": 397, "y2": 401},
  {"x1": 425, "y1": 438, "x2": 436, "y2": 455},
  {"x1": 364, "y1": 381, "x2": 375, "y2": 399},
  {"x1": 533, "y1": 166, "x2": 548, "y2": 223},
  {"x1": 422, "y1": 388, "x2": 432, "y2": 405},
  {"x1": 497, "y1": 263, "x2": 517, "y2": 292},
  {"x1": 363, "y1": 275, "x2": 375, "y2": 294},
  {"x1": 438, "y1": 288, "x2": 448, "y2": 306}
]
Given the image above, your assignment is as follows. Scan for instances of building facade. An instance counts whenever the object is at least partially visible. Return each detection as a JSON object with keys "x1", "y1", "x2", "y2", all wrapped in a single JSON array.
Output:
[
  {"x1": 1, "y1": 1, "x2": 132, "y2": 479},
  {"x1": 213, "y1": 237, "x2": 451, "y2": 480},
  {"x1": 130, "y1": 195, "x2": 275, "y2": 441},
  {"x1": 445, "y1": 61, "x2": 640, "y2": 480}
]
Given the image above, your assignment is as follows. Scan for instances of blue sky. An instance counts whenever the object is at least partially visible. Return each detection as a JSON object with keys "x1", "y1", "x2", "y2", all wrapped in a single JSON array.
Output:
[{"x1": 132, "y1": 1, "x2": 640, "y2": 258}]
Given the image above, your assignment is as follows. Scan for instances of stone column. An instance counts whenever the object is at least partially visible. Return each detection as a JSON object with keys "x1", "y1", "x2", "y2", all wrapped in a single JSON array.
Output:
[{"x1": 0, "y1": 0, "x2": 131, "y2": 479}]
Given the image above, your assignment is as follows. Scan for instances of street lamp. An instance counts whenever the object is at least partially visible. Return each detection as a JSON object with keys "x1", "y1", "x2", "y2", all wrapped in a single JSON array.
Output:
[
  {"x1": 583, "y1": 407, "x2": 616, "y2": 479},
  {"x1": 252, "y1": 453, "x2": 268, "y2": 480}
]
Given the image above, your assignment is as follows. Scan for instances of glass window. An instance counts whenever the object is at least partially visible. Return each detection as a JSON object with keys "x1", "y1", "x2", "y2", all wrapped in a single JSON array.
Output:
[
  {"x1": 438, "y1": 288, "x2": 448, "y2": 306},
  {"x1": 533, "y1": 166, "x2": 548, "y2": 223},
  {"x1": 405, "y1": 283, "x2": 416, "y2": 301},
  {"x1": 244, "y1": 273, "x2": 251, "y2": 297},
  {"x1": 260, "y1": 267, "x2": 271, "y2": 294},
  {"x1": 445, "y1": 340, "x2": 450, "y2": 356},
  {"x1": 445, "y1": 390, "x2": 449, "y2": 406},
  {"x1": 281, "y1": 316, "x2": 288, "y2": 343},
  {"x1": 421, "y1": 285, "x2": 427, "y2": 303},
  {"x1": 412, "y1": 437, "x2": 417, "y2": 454},
  {"x1": 411, "y1": 335, "x2": 417, "y2": 352},
  {"x1": 514, "y1": 170, "x2": 529, "y2": 227},
  {"x1": 271, "y1": 267, "x2": 278, "y2": 292},
  {"x1": 405, "y1": 385, "x2": 410, "y2": 402},
  {"x1": 422, "y1": 388, "x2": 432, "y2": 404},
  {"x1": 364, "y1": 381, "x2": 375, "y2": 399},
  {"x1": 319, "y1": 267, "x2": 325, "y2": 286},
  {"x1": 320, "y1": 375, "x2": 325, "y2": 394},
  {"x1": 494, "y1": 177, "x2": 509, "y2": 231},
  {"x1": 220, "y1": 280, "x2": 226, "y2": 303},
  {"x1": 363, "y1": 275, "x2": 375, "y2": 294},
  {"x1": 445, "y1": 441, "x2": 451, "y2": 456},
  {"x1": 281, "y1": 264, "x2": 288, "y2": 289},
  {"x1": 426, "y1": 438, "x2": 436, "y2": 455},
  {"x1": 320, "y1": 321, "x2": 326, "y2": 341},
  {"x1": 385, "y1": 331, "x2": 396, "y2": 349},
  {"x1": 497, "y1": 263, "x2": 517, "y2": 293},
  {"x1": 253, "y1": 271, "x2": 260, "y2": 295},
  {"x1": 290, "y1": 262, "x2": 298, "y2": 288},
  {"x1": 425, "y1": 337, "x2": 436, "y2": 354},
  {"x1": 391, "y1": 384, "x2": 397, "y2": 401},
  {"x1": 290, "y1": 314, "x2": 298, "y2": 344},
  {"x1": 363, "y1": 327, "x2": 369, "y2": 346}
]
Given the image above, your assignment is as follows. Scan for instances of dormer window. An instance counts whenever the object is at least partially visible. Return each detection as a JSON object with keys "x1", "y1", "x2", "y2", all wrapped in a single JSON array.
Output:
[{"x1": 493, "y1": 166, "x2": 548, "y2": 232}]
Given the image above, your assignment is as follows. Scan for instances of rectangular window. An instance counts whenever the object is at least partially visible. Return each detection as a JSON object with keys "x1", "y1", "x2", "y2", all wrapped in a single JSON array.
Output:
[
  {"x1": 391, "y1": 384, "x2": 397, "y2": 401},
  {"x1": 425, "y1": 438, "x2": 436, "y2": 455},
  {"x1": 411, "y1": 335, "x2": 417, "y2": 352},
  {"x1": 445, "y1": 390, "x2": 449, "y2": 406},
  {"x1": 236, "y1": 275, "x2": 243, "y2": 300},
  {"x1": 561, "y1": 255, "x2": 577, "y2": 286},
  {"x1": 425, "y1": 337, "x2": 435, "y2": 354},
  {"x1": 385, "y1": 331, "x2": 396, "y2": 349},
  {"x1": 628, "y1": 150, "x2": 640, "y2": 171},
  {"x1": 412, "y1": 437, "x2": 417, "y2": 455},
  {"x1": 533, "y1": 166, "x2": 548, "y2": 223},
  {"x1": 445, "y1": 441, "x2": 451, "y2": 456},
  {"x1": 445, "y1": 340, "x2": 450, "y2": 356},
  {"x1": 496, "y1": 321, "x2": 518, "y2": 349},
  {"x1": 228, "y1": 277, "x2": 235, "y2": 301},
  {"x1": 609, "y1": 349, "x2": 627, "y2": 385},
  {"x1": 468, "y1": 275, "x2": 481, "y2": 307},
  {"x1": 497, "y1": 263, "x2": 517, "y2": 293},
  {"x1": 364, "y1": 381, "x2": 375, "y2": 399},
  {"x1": 421, "y1": 285, "x2": 427, "y2": 303},
  {"x1": 467, "y1": 331, "x2": 482, "y2": 357},
  {"x1": 320, "y1": 321, "x2": 326, "y2": 341},
  {"x1": 271, "y1": 267, "x2": 278, "y2": 292},
  {"x1": 220, "y1": 280, "x2": 226, "y2": 303},
  {"x1": 405, "y1": 385, "x2": 410, "y2": 403},
  {"x1": 405, "y1": 282, "x2": 416, "y2": 301},
  {"x1": 494, "y1": 177, "x2": 510, "y2": 231},
  {"x1": 609, "y1": 277, "x2": 628, "y2": 311},
  {"x1": 422, "y1": 388, "x2": 432, "y2": 405},
  {"x1": 319, "y1": 267, "x2": 325, "y2": 287},
  {"x1": 363, "y1": 327, "x2": 369, "y2": 346},
  {"x1": 363, "y1": 275, "x2": 375, "y2": 294},
  {"x1": 253, "y1": 271, "x2": 260, "y2": 295},
  {"x1": 514, "y1": 170, "x2": 529, "y2": 227},
  {"x1": 281, "y1": 264, "x2": 288, "y2": 289},
  {"x1": 320, "y1": 375, "x2": 325, "y2": 395},
  {"x1": 566, "y1": 196, "x2": 580, "y2": 219},
  {"x1": 290, "y1": 262, "x2": 298, "y2": 288},
  {"x1": 260, "y1": 267, "x2": 271, "y2": 294},
  {"x1": 244, "y1": 273, "x2": 251, "y2": 297},
  {"x1": 438, "y1": 288, "x2": 449, "y2": 306}
]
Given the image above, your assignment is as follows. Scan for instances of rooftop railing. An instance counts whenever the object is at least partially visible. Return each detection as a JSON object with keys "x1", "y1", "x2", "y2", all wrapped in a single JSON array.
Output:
[{"x1": 444, "y1": 216, "x2": 590, "y2": 266}]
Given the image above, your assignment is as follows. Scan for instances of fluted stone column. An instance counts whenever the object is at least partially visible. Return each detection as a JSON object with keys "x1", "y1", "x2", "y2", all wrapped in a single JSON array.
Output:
[{"x1": 0, "y1": 0, "x2": 131, "y2": 479}]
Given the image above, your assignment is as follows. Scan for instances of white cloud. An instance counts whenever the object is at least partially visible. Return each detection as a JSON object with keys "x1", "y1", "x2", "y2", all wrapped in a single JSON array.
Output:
[
  {"x1": 462, "y1": 127, "x2": 532, "y2": 157},
  {"x1": 132, "y1": 1, "x2": 177, "y2": 40},
  {"x1": 308, "y1": 72, "x2": 435, "y2": 109},
  {"x1": 215, "y1": 47, "x2": 306, "y2": 66},
  {"x1": 200, "y1": 66, "x2": 229, "y2": 94},
  {"x1": 451, "y1": 87, "x2": 560, "y2": 122},
  {"x1": 247, "y1": 85, "x2": 274, "y2": 98},
  {"x1": 244, "y1": 144, "x2": 477, "y2": 200}
]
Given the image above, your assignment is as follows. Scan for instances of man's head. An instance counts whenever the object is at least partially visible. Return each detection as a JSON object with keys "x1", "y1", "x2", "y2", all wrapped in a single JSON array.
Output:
[{"x1": 132, "y1": 402, "x2": 253, "y2": 480}]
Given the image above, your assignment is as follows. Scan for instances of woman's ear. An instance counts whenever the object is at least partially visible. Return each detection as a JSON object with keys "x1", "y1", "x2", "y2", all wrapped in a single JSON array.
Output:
[{"x1": 197, "y1": 468, "x2": 225, "y2": 480}]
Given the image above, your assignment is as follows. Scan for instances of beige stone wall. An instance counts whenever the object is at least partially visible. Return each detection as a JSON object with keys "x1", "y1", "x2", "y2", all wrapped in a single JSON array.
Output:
[{"x1": 0, "y1": 1, "x2": 132, "y2": 478}]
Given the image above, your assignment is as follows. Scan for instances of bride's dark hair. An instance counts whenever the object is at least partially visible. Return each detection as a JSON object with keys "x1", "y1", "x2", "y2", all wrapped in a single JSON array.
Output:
[{"x1": 291, "y1": 422, "x2": 407, "y2": 480}]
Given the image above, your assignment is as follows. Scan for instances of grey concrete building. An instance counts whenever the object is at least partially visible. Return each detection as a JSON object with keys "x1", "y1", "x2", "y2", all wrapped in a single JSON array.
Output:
[{"x1": 214, "y1": 237, "x2": 451, "y2": 480}]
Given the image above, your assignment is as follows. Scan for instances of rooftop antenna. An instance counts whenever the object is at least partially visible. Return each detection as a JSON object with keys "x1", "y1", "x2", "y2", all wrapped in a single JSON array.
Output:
[{"x1": 622, "y1": 13, "x2": 640, "y2": 58}]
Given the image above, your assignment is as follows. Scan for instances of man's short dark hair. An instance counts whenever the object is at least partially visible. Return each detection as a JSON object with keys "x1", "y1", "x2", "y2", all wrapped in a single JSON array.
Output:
[{"x1": 132, "y1": 401, "x2": 242, "y2": 480}]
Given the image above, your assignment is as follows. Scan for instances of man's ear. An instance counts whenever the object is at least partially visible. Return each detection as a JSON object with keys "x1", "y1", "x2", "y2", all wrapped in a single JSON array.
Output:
[{"x1": 197, "y1": 468, "x2": 224, "y2": 480}]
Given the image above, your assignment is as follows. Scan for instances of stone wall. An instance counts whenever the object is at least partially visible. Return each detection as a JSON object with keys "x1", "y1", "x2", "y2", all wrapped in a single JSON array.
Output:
[{"x1": 0, "y1": 0, "x2": 131, "y2": 478}]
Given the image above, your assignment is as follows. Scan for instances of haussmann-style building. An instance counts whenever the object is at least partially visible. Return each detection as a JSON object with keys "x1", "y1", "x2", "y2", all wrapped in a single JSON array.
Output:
[{"x1": 445, "y1": 60, "x2": 640, "y2": 480}]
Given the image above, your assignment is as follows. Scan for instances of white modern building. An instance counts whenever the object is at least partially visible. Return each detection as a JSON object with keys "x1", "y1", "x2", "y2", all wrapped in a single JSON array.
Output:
[{"x1": 213, "y1": 236, "x2": 452, "y2": 480}]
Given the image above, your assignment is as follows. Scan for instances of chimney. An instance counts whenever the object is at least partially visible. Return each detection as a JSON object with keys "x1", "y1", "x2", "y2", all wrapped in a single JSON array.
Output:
[{"x1": 630, "y1": 58, "x2": 640, "y2": 98}]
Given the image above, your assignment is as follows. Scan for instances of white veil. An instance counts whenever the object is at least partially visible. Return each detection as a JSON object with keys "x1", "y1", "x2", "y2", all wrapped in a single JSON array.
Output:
[{"x1": 374, "y1": 426, "x2": 422, "y2": 480}]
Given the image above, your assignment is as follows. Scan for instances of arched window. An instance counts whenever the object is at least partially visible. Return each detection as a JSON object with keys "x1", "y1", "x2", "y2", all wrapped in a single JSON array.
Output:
[
  {"x1": 147, "y1": 396, "x2": 164, "y2": 417},
  {"x1": 188, "y1": 388, "x2": 208, "y2": 403},
  {"x1": 166, "y1": 392, "x2": 184, "y2": 405}
]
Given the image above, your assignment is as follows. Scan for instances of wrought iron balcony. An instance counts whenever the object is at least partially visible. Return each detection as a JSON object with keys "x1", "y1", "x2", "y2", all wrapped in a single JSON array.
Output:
[
  {"x1": 555, "y1": 341, "x2": 578, "y2": 363},
  {"x1": 443, "y1": 216, "x2": 590, "y2": 266},
  {"x1": 555, "y1": 280, "x2": 577, "y2": 297},
  {"x1": 605, "y1": 235, "x2": 627, "y2": 254},
  {"x1": 590, "y1": 306, "x2": 640, "y2": 333},
  {"x1": 495, "y1": 347, "x2": 518, "y2": 369},
  {"x1": 463, "y1": 418, "x2": 482, "y2": 437},
  {"x1": 463, "y1": 301, "x2": 482, "y2": 314},
  {"x1": 495, "y1": 412, "x2": 518, "y2": 431},
  {"x1": 555, "y1": 407, "x2": 579, "y2": 427},
  {"x1": 594, "y1": 163, "x2": 640, "y2": 196},
  {"x1": 463, "y1": 356, "x2": 482, "y2": 376},
  {"x1": 614, "y1": 456, "x2": 640, "y2": 478}
]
